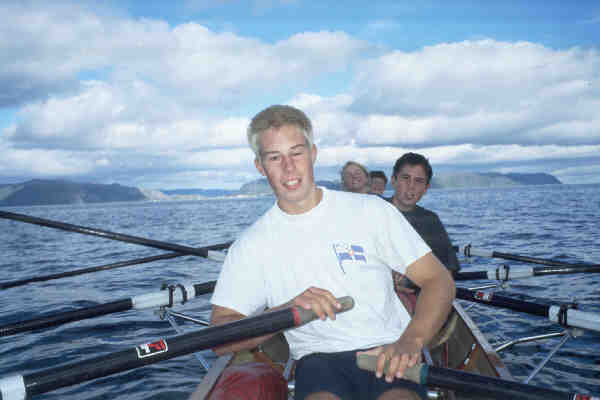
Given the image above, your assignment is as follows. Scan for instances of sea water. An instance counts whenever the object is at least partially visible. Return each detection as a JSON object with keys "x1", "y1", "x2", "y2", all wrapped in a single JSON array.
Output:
[{"x1": 0, "y1": 184, "x2": 598, "y2": 399}]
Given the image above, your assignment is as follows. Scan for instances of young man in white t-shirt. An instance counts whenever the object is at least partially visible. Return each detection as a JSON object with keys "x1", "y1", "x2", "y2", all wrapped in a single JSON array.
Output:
[{"x1": 210, "y1": 105, "x2": 456, "y2": 400}]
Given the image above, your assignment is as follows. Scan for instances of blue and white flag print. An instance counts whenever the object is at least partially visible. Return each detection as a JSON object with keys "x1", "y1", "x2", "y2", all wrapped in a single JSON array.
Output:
[{"x1": 333, "y1": 243, "x2": 366, "y2": 272}]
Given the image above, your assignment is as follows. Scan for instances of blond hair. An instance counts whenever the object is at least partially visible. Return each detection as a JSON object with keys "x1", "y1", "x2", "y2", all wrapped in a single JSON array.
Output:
[{"x1": 247, "y1": 105, "x2": 314, "y2": 160}]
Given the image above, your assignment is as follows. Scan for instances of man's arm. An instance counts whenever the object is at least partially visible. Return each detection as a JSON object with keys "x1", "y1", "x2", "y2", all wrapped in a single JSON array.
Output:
[
  {"x1": 362, "y1": 251, "x2": 455, "y2": 382},
  {"x1": 210, "y1": 287, "x2": 342, "y2": 356},
  {"x1": 403, "y1": 251, "x2": 456, "y2": 346},
  {"x1": 210, "y1": 305, "x2": 277, "y2": 355}
]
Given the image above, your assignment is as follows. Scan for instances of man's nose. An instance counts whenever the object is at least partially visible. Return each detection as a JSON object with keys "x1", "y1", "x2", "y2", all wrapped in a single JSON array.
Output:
[{"x1": 282, "y1": 155, "x2": 295, "y2": 171}]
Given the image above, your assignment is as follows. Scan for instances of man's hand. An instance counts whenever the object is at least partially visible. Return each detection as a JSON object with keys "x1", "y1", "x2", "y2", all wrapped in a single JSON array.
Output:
[
  {"x1": 291, "y1": 287, "x2": 342, "y2": 321},
  {"x1": 357, "y1": 337, "x2": 423, "y2": 383}
]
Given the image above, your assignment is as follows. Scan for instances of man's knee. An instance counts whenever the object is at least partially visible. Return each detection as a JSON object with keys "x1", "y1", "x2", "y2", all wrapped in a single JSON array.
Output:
[
  {"x1": 377, "y1": 388, "x2": 422, "y2": 400},
  {"x1": 305, "y1": 391, "x2": 341, "y2": 400}
]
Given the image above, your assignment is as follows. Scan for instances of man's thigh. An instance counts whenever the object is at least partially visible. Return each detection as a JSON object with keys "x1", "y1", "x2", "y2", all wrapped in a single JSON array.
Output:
[{"x1": 294, "y1": 351, "x2": 426, "y2": 400}]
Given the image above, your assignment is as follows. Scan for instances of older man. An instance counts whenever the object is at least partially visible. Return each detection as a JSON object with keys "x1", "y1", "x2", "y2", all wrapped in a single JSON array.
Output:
[{"x1": 210, "y1": 105, "x2": 455, "y2": 400}]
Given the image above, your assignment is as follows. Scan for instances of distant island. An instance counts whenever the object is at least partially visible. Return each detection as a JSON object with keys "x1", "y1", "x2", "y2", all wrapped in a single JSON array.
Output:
[
  {"x1": 235, "y1": 172, "x2": 562, "y2": 195},
  {"x1": 0, "y1": 179, "x2": 147, "y2": 207},
  {"x1": 0, "y1": 172, "x2": 562, "y2": 206}
]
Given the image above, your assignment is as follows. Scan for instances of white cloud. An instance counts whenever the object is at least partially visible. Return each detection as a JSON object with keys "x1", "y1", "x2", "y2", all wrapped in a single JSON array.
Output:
[
  {"x1": 1, "y1": 3, "x2": 600, "y2": 188},
  {"x1": 316, "y1": 143, "x2": 600, "y2": 169},
  {"x1": 350, "y1": 40, "x2": 600, "y2": 146}
]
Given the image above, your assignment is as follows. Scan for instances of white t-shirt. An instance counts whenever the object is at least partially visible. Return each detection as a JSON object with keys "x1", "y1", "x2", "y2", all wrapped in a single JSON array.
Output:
[{"x1": 211, "y1": 187, "x2": 431, "y2": 360}]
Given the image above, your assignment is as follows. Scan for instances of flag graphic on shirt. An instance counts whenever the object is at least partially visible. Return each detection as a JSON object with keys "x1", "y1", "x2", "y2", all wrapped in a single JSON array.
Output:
[{"x1": 333, "y1": 243, "x2": 366, "y2": 272}]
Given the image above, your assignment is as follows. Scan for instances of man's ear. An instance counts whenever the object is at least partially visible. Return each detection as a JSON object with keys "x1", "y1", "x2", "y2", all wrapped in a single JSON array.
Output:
[
  {"x1": 254, "y1": 157, "x2": 266, "y2": 176},
  {"x1": 311, "y1": 144, "x2": 318, "y2": 164}
]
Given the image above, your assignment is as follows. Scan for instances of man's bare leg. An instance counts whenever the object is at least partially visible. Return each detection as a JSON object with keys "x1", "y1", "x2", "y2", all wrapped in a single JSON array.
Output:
[
  {"x1": 306, "y1": 391, "x2": 341, "y2": 400},
  {"x1": 378, "y1": 388, "x2": 422, "y2": 400}
]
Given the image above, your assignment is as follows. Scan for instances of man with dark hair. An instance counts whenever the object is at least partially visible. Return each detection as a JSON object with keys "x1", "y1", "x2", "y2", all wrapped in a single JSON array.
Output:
[
  {"x1": 369, "y1": 170, "x2": 388, "y2": 195},
  {"x1": 387, "y1": 152, "x2": 460, "y2": 273},
  {"x1": 209, "y1": 106, "x2": 455, "y2": 400}
]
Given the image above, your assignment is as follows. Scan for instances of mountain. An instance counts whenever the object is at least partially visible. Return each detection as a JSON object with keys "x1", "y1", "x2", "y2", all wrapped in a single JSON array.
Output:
[
  {"x1": 430, "y1": 172, "x2": 561, "y2": 189},
  {"x1": 238, "y1": 172, "x2": 562, "y2": 194},
  {"x1": 0, "y1": 179, "x2": 146, "y2": 207},
  {"x1": 0, "y1": 172, "x2": 561, "y2": 206},
  {"x1": 489, "y1": 172, "x2": 561, "y2": 185},
  {"x1": 162, "y1": 188, "x2": 240, "y2": 197}
]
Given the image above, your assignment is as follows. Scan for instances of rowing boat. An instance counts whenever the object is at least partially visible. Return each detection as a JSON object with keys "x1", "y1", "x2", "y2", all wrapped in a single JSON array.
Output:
[
  {"x1": 1, "y1": 210, "x2": 597, "y2": 400},
  {"x1": 191, "y1": 298, "x2": 513, "y2": 400}
]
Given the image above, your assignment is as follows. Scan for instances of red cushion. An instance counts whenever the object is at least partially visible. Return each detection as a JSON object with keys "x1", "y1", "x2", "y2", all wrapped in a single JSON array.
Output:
[{"x1": 208, "y1": 362, "x2": 288, "y2": 400}]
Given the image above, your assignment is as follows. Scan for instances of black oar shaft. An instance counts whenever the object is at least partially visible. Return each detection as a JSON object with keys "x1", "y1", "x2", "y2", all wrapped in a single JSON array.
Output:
[
  {"x1": 0, "y1": 211, "x2": 232, "y2": 257},
  {"x1": 0, "y1": 253, "x2": 183, "y2": 290},
  {"x1": 462, "y1": 245, "x2": 599, "y2": 269},
  {"x1": 425, "y1": 365, "x2": 575, "y2": 400},
  {"x1": 492, "y1": 251, "x2": 569, "y2": 267},
  {"x1": 0, "y1": 282, "x2": 218, "y2": 337},
  {"x1": 453, "y1": 271, "x2": 488, "y2": 280},
  {"x1": 4, "y1": 297, "x2": 353, "y2": 398},
  {"x1": 456, "y1": 287, "x2": 549, "y2": 317},
  {"x1": 357, "y1": 357, "x2": 592, "y2": 400},
  {"x1": 454, "y1": 264, "x2": 600, "y2": 281},
  {"x1": 0, "y1": 300, "x2": 133, "y2": 337},
  {"x1": 534, "y1": 264, "x2": 600, "y2": 275}
]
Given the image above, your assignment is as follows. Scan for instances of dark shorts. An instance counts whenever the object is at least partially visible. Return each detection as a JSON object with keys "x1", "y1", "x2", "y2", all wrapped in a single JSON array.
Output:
[{"x1": 294, "y1": 350, "x2": 427, "y2": 400}]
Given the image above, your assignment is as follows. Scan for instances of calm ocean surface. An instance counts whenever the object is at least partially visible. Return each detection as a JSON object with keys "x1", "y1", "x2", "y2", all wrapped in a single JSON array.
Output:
[{"x1": 0, "y1": 184, "x2": 599, "y2": 399}]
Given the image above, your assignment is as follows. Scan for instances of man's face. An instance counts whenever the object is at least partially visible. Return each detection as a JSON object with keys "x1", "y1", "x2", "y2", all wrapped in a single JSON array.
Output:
[
  {"x1": 370, "y1": 177, "x2": 386, "y2": 195},
  {"x1": 391, "y1": 164, "x2": 429, "y2": 211},
  {"x1": 342, "y1": 165, "x2": 369, "y2": 193},
  {"x1": 254, "y1": 124, "x2": 319, "y2": 214}
]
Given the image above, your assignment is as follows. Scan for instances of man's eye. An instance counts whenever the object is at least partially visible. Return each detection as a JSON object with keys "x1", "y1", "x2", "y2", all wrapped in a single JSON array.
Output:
[{"x1": 268, "y1": 155, "x2": 280, "y2": 162}]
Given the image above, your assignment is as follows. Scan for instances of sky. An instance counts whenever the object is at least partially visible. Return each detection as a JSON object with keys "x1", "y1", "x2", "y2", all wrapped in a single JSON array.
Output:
[{"x1": 1, "y1": 0, "x2": 599, "y2": 190}]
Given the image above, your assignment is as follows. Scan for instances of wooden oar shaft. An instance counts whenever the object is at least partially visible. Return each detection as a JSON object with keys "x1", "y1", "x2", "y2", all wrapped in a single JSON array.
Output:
[
  {"x1": 0, "y1": 211, "x2": 232, "y2": 257},
  {"x1": 0, "y1": 297, "x2": 354, "y2": 399},
  {"x1": 356, "y1": 356, "x2": 595, "y2": 400},
  {"x1": 0, "y1": 282, "x2": 218, "y2": 337}
]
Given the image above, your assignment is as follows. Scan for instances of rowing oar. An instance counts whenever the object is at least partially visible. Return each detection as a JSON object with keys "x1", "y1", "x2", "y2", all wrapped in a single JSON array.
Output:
[
  {"x1": 0, "y1": 210, "x2": 231, "y2": 289},
  {"x1": 357, "y1": 355, "x2": 598, "y2": 400},
  {"x1": 456, "y1": 287, "x2": 600, "y2": 333},
  {"x1": 0, "y1": 297, "x2": 354, "y2": 400},
  {"x1": 0, "y1": 281, "x2": 217, "y2": 337},
  {"x1": 0, "y1": 249, "x2": 225, "y2": 290},
  {"x1": 460, "y1": 244, "x2": 600, "y2": 269},
  {"x1": 0, "y1": 210, "x2": 232, "y2": 258},
  {"x1": 453, "y1": 263, "x2": 600, "y2": 282}
]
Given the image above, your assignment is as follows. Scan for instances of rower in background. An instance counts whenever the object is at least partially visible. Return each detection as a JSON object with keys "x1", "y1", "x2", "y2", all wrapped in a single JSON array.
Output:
[
  {"x1": 386, "y1": 153, "x2": 460, "y2": 275},
  {"x1": 340, "y1": 161, "x2": 371, "y2": 193},
  {"x1": 369, "y1": 170, "x2": 388, "y2": 196}
]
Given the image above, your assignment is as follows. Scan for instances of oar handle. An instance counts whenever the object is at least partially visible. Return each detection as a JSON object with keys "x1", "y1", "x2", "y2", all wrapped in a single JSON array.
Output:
[
  {"x1": 294, "y1": 296, "x2": 355, "y2": 325},
  {"x1": 356, "y1": 354, "x2": 424, "y2": 383}
]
